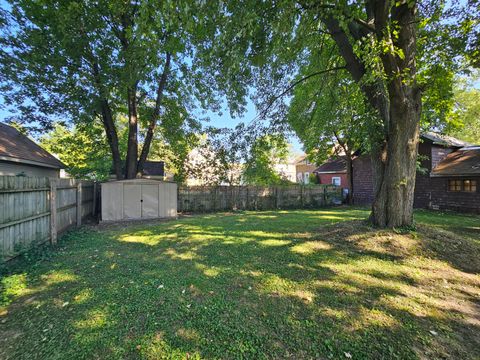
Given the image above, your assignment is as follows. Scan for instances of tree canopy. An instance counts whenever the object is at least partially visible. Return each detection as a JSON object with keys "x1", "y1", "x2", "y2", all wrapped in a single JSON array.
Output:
[{"x1": 0, "y1": 0, "x2": 220, "y2": 178}]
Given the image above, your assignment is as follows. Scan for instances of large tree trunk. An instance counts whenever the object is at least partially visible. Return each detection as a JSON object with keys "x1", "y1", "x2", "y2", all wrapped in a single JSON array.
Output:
[
  {"x1": 125, "y1": 86, "x2": 139, "y2": 179},
  {"x1": 369, "y1": 1, "x2": 422, "y2": 227},
  {"x1": 324, "y1": 1, "x2": 421, "y2": 227},
  {"x1": 370, "y1": 97, "x2": 421, "y2": 227},
  {"x1": 100, "y1": 99, "x2": 123, "y2": 180}
]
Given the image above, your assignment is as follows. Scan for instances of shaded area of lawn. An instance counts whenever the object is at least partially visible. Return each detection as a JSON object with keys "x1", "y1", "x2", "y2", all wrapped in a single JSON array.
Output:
[{"x1": 0, "y1": 208, "x2": 479, "y2": 359}]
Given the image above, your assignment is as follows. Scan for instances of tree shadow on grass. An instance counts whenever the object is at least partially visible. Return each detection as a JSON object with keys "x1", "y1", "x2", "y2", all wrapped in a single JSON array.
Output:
[{"x1": 1, "y1": 210, "x2": 479, "y2": 360}]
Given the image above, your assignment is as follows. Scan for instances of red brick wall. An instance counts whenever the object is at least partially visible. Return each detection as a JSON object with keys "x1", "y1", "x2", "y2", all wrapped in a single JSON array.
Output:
[
  {"x1": 352, "y1": 155, "x2": 374, "y2": 205},
  {"x1": 428, "y1": 176, "x2": 480, "y2": 213},
  {"x1": 317, "y1": 173, "x2": 348, "y2": 188}
]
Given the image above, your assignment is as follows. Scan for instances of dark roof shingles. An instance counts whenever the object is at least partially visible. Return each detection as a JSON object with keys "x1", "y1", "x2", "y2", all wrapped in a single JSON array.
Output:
[
  {"x1": 432, "y1": 148, "x2": 480, "y2": 176},
  {"x1": 314, "y1": 158, "x2": 346, "y2": 173},
  {"x1": 0, "y1": 123, "x2": 65, "y2": 168}
]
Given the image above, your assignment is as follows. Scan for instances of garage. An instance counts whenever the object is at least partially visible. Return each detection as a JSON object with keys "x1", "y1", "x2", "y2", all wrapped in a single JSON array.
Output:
[{"x1": 101, "y1": 179, "x2": 177, "y2": 221}]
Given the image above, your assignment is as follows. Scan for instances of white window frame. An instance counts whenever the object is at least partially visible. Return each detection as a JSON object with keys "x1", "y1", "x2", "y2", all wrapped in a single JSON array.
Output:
[
  {"x1": 332, "y1": 176, "x2": 341, "y2": 186},
  {"x1": 304, "y1": 172, "x2": 310, "y2": 184}
]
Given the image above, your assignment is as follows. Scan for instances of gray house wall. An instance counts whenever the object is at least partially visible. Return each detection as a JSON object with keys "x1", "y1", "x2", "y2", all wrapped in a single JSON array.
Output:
[{"x1": 0, "y1": 161, "x2": 60, "y2": 178}]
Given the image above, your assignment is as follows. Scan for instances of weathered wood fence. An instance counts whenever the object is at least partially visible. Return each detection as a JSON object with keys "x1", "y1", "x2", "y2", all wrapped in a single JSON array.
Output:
[
  {"x1": 0, "y1": 176, "x2": 97, "y2": 262},
  {"x1": 178, "y1": 185, "x2": 342, "y2": 213}
]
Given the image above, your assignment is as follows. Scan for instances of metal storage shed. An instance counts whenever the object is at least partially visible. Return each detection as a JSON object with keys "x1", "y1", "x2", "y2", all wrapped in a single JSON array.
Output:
[{"x1": 101, "y1": 179, "x2": 177, "y2": 221}]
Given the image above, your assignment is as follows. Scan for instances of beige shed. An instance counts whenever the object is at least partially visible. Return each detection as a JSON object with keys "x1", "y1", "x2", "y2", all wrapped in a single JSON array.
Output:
[{"x1": 101, "y1": 179, "x2": 177, "y2": 222}]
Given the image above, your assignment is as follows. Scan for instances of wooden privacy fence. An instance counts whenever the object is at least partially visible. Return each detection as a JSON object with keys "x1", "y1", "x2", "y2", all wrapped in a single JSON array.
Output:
[
  {"x1": 178, "y1": 185, "x2": 343, "y2": 213},
  {"x1": 0, "y1": 176, "x2": 97, "y2": 262}
]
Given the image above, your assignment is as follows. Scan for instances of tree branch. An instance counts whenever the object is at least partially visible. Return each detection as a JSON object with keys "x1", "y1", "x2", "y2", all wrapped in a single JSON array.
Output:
[
  {"x1": 260, "y1": 66, "x2": 346, "y2": 117},
  {"x1": 137, "y1": 52, "x2": 172, "y2": 172}
]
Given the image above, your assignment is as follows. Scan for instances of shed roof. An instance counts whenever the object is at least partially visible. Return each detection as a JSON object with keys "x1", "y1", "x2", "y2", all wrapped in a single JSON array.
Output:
[
  {"x1": 431, "y1": 147, "x2": 480, "y2": 177},
  {"x1": 0, "y1": 123, "x2": 65, "y2": 169},
  {"x1": 314, "y1": 158, "x2": 346, "y2": 174}
]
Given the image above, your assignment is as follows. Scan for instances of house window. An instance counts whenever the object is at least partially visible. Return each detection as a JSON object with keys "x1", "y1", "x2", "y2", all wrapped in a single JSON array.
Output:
[
  {"x1": 297, "y1": 172, "x2": 303, "y2": 183},
  {"x1": 448, "y1": 179, "x2": 462, "y2": 191},
  {"x1": 332, "y1": 177, "x2": 341, "y2": 186},
  {"x1": 463, "y1": 179, "x2": 477, "y2": 192},
  {"x1": 304, "y1": 172, "x2": 310, "y2": 184}
]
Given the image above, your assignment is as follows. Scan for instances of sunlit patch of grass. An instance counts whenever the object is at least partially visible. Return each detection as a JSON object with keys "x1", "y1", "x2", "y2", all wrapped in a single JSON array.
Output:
[
  {"x1": 0, "y1": 273, "x2": 28, "y2": 307},
  {"x1": 75, "y1": 309, "x2": 109, "y2": 329},
  {"x1": 259, "y1": 239, "x2": 291, "y2": 247},
  {"x1": 40, "y1": 270, "x2": 78, "y2": 285},
  {"x1": 291, "y1": 240, "x2": 332, "y2": 254},
  {"x1": 118, "y1": 233, "x2": 177, "y2": 245},
  {"x1": 73, "y1": 288, "x2": 93, "y2": 304}
]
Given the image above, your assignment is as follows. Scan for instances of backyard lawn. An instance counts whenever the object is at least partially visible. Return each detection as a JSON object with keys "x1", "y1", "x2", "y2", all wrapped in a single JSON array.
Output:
[{"x1": 0, "y1": 208, "x2": 479, "y2": 359}]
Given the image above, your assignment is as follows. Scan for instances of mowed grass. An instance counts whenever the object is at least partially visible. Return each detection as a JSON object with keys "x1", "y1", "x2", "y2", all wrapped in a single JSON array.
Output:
[{"x1": 0, "y1": 208, "x2": 479, "y2": 360}]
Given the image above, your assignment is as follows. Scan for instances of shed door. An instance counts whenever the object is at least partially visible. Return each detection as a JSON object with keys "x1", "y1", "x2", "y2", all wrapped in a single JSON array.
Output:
[
  {"x1": 124, "y1": 184, "x2": 142, "y2": 219},
  {"x1": 142, "y1": 184, "x2": 159, "y2": 218}
]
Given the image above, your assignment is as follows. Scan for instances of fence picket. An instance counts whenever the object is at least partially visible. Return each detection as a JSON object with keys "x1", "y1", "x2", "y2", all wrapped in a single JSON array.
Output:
[
  {"x1": 0, "y1": 176, "x2": 97, "y2": 263},
  {"x1": 177, "y1": 185, "x2": 342, "y2": 213}
]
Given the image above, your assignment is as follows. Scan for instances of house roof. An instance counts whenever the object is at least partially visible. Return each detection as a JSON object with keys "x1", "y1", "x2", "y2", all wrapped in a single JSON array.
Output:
[
  {"x1": 431, "y1": 147, "x2": 480, "y2": 177},
  {"x1": 313, "y1": 158, "x2": 346, "y2": 174},
  {"x1": 142, "y1": 161, "x2": 165, "y2": 176},
  {"x1": 421, "y1": 132, "x2": 471, "y2": 148},
  {"x1": 0, "y1": 123, "x2": 65, "y2": 169}
]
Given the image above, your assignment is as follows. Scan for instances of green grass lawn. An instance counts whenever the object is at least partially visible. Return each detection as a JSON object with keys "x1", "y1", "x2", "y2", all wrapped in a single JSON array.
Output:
[{"x1": 1, "y1": 208, "x2": 479, "y2": 359}]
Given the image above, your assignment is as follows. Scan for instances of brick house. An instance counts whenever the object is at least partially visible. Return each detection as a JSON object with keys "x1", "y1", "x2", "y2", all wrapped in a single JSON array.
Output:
[
  {"x1": 350, "y1": 132, "x2": 480, "y2": 213},
  {"x1": 313, "y1": 158, "x2": 348, "y2": 188}
]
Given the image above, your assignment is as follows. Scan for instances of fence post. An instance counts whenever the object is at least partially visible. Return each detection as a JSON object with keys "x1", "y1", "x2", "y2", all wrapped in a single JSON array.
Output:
[
  {"x1": 323, "y1": 186, "x2": 327, "y2": 204},
  {"x1": 92, "y1": 181, "x2": 97, "y2": 216},
  {"x1": 50, "y1": 179, "x2": 57, "y2": 245},
  {"x1": 300, "y1": 185, "x2": 304, "y2": 208},
  {"x1": 76, "y1": 182, "x2": 82, "y2": 227}
]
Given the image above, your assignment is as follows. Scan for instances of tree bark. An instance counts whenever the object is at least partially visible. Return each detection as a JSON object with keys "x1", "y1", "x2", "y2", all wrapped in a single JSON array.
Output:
[
  {"x1": 100, "y1": 99, "x2": 123, "y2": 179},
  {"x1": 125, "y1": 86, "x2": 139, "y2": 179},
  {"x1": 370, "y1": 90, "x2": 421, "y2": 227},
  {"x1": 137, "y1": 52, "x2": 171, "y2": 174},
  {"x1": 323, "y1": 1, "x2": 421, "y2": 227},
  {"x1": 89, "y1": 57, "x2": 123, "y2": 179}
]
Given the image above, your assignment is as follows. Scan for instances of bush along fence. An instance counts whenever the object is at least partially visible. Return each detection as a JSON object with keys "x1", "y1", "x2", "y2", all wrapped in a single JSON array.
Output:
[
  {"x1": 0, "y1": 176, "x2": 97, "y2": 262},
  {"x1": 178, "y1": 185, "x2": 343, "y2": 213}
]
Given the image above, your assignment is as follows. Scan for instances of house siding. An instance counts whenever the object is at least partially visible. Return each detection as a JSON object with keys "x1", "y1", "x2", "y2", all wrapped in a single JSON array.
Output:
[
  {"x1": 0, "y1": 161, "x2": 60, "y2": 178},
  {"x1": 317, "y1": 173, "x2": 348, "y2": 188},
  {"x1": 352, "y1": 155, "x2": 374, "y2": 205},
  {"x1": 427, "y1": 176, "x2": 480, "y2": 214},
  {"x1": 414, "y1": 142, "x2": 434, "y2": 208},
  {"x1": 296, "y1": 164, "x2": 317, "y2": 183}
]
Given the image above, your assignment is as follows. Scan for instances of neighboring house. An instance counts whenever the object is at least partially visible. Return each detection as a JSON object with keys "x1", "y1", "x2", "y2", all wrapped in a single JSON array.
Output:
[
  {"x1": 274, "y1": 158, "x2": 297, "y2": 183},
  {"x1": 295, "y1": 155, "x2": 317, "y2": 184},
  {"x1": 415, "y1": 133, "x2": 479, "y2": 213},
  {"x1": 313, "y1": 158, "x2": 348, "y2": 188},
  {"x1": 345, "y1": 132, "x2": 480, "y2": 213},
  {"x1": 141, "y1": 161, "x2": 165, "y2": 180},
  {"x1": 0, "y1": 122, "x2": 65, "y2": 177}
]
